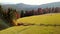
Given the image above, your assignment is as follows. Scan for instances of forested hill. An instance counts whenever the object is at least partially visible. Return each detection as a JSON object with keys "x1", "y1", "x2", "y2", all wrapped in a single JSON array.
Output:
[{"x1": 0, "y1": 2, "x2": 60, "y2": 11}]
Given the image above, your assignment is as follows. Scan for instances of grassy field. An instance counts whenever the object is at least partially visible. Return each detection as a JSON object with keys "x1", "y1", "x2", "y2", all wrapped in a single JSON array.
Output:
[
  {"x1": 0, "y1": 26, "x2": 60, "y2": 34},
  {"x1": 16, "y1": 13, "x2": 60, "y2": 25},
  {"x1": 0, "y1": 13, "x2": 60, "y2": 34}
]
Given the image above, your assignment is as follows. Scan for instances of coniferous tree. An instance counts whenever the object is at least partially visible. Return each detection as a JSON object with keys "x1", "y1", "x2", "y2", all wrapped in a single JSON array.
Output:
[
  {"x1": 21, "y1": 10, "x2": 24, "y2": 17},
  {"x1": 0, "y1": 5, "x2": 3, "y2": 17}
]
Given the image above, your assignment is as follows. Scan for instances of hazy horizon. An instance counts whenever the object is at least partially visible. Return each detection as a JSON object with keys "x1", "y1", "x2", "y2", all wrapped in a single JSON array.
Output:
[{"x1": 0, "y1": 0, "x2": 60, "y2": 5}]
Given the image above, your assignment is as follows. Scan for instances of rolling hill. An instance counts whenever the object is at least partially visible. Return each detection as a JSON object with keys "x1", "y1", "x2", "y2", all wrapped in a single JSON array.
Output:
[
  {"x1": 1, "y1": 2, "x2": 60, "y2": 11},
  {"x1": 15, "y1": 13, "x2": 60, "y2": 25},
  {"x1": 0, "y1": 13, "x2": 60, "y2": 34}
]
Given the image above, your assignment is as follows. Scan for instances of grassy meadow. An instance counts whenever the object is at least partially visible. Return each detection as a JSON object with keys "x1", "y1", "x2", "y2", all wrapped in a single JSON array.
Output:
[{"x1": 0, "y1": 13, "x2": 60, "y2": 34}]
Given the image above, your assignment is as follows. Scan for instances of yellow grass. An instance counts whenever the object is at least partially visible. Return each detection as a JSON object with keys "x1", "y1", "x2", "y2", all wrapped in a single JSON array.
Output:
[
  {"x1": 0, "y1": 26, "x2": 30, "y2": 34},
  {"x1": 15, "y1": 13, "x2": 60, "y2": 25},
  {"x1": 0, "y1": 26, "x2": 60, "y2": 34},
  {"x1": 0, "y1": 13, "x2": 60, "y2": 34}
]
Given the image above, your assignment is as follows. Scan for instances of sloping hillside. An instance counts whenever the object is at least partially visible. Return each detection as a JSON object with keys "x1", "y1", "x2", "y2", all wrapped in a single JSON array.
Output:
[
  {"x1": 0, "y1": 26, "x2": 60, "y2": 34},
  {"x1": 1, "y1": 2, "x2": 60, "y2": 11},
  {"x1": 15, "y1": 13, "x2": 60, "y2": 25},
  {"x1": 0, "y1": 13, "x2": 60, "y2": 34},
  {"x1": 0, "y1": 19, "x2": 9, "y2": 30}
]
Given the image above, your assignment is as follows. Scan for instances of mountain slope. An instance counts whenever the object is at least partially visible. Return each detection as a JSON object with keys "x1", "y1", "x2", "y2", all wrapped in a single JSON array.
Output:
[{"x1": 1, "y1": 2, "x2": 60, "y2": 11}]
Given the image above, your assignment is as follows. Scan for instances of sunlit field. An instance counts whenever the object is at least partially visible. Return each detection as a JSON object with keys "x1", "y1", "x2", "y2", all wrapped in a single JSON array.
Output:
[
  {"x1": 0, "y1": 26, "x2": 60, "y2": 34},
  {"x1": 0, "y1": 13, "x2": 60, "y2": 34},
  {"x1": 15, "y1": 13, "x2": 60, "y2": 25}
]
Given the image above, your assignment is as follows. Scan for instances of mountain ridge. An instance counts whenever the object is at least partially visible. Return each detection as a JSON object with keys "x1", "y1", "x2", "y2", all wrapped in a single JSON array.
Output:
[{"x1": 0, "y1": 2, "x2": 60, "y2": 11}]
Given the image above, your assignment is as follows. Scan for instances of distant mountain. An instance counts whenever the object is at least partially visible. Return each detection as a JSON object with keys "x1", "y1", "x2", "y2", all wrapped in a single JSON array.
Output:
[
  {"x1": 1, "y1": 3, "x2": 39, "y2": 11},
  {"x1": 0, "y1": 2, "x2": 60, "y2": 11}
]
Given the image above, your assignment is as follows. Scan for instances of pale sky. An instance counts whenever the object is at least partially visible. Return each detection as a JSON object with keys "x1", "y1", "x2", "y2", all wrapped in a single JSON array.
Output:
[{"x1": 0, "y1": 0, "x2": 60, "y2": 5}]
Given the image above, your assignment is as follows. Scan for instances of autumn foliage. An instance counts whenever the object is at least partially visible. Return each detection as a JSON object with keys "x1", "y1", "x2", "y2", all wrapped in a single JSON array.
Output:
[{"x1": 0, "y1": 5, "x2": 60, "y2": 26}]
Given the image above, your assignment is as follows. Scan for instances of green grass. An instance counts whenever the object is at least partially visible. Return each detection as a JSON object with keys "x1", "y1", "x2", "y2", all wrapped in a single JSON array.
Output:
[{"x1": 0, "y1": 19, "x2": 9, "y2": 30}]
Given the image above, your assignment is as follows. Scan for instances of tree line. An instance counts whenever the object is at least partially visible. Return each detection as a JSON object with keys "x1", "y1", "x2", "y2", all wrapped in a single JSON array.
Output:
[
  {"x1": 21, "y1": 7, "x2": 60, "y2": 17},
  {"x1": 0, "y1": 5, "x2": 60, "y2": 26}
]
